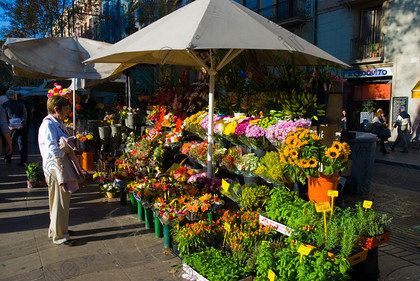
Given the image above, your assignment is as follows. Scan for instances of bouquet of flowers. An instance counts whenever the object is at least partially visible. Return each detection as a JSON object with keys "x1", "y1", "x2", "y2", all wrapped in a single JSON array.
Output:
[
  {"x1": 183, "y1": 111, "x2": 207, "y2": 138},
  {"x1": 76, "y1": 132, "x2": 95, "y2": 152},
  {"x1": 266, "y1": 118, "x2": 312, "y2": 147},
  {"x1": 236, "y1": 153, "x2": 259, "y2": 176},
  {"x1": 278, "y1": 128, "x2": 351, "y2": 184}
]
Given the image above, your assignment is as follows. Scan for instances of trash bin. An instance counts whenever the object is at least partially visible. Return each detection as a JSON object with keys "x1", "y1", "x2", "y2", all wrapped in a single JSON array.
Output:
[{"x1": 346, "y1": 131, "x2": 378, "y2": 195}]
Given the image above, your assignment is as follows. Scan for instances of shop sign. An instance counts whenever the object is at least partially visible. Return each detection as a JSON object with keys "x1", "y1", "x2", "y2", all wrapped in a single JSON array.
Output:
[{"x1": 344, "y1": 67, "x2": 393, "y2": 79}]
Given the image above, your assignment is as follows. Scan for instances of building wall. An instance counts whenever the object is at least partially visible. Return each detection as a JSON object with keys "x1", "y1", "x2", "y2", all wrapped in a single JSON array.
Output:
[
  {"x1": 316, "y1": 3, "x2": 354, "y2": 63},
  {"x1": 383, "y1": 0, "x2": 420, "y2": 132}
]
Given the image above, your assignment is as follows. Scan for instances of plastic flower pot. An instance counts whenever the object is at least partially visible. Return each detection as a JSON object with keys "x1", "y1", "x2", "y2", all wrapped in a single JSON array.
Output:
[
  {"x1": 137, "y1": 200, "x2": 144, "y2": 221},
  {"x1": 307, "y1": 174, "x2": 339, "y2": 203},
  {"x1": 154, "y1": 215, "x2": 163, "y2": 238},
  {"x1": 129, "y1": 193, "x2": 137, "y2": 213},
  {"x1": 163, "y1": 224, "x2": 171, "y2": 248},
  {"x1": 144, "y1": 207, "x2": 153, "y2": 229},
  {"x1": 81, "y1": 152, "x2": 95, "y2": 171}
]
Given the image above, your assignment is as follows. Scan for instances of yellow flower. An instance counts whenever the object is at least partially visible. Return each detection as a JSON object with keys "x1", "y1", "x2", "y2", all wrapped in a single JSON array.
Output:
[
  {"x1": 86, "y1": 134, "x2": 93, "y2": 140},
  {"x1": 308, "y1": 158, "x2": 318, "y2": 168},
  {"x1": 283, "y1": 146, "x2": 290, "y2": 157},
  {"x1": 311, "y1": 133, "x2": 321, "y2": 141},
  {"x1": 279, "y1": 153, "x2": 287, "y2": 163},
  {"x1": 298, "y1": 129, "x2": 310, "y2": 139},
  {"x1": 299, "y1": 159, "x2": 309, "y2": 168},
  {"x1": 325, "y1": 147, "x2": 340, "y2": 159},
  {"x1": 289, "y1": 149, "x2": 299, "y2": 159},
  {"x1": 223, "y1": 121, "x2": 237, "y2": 135},
  {"x1": 285, "y1": 135, "x2": 295, "y2": 146},
  {"x1": 332, "y1": 141, "x2": 342, "y2": 152}
]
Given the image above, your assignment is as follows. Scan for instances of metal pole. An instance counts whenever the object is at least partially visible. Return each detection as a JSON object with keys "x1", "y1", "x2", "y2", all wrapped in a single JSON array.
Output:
[
  {"x1": 72, "y1": 78, "x2": 77, "y2": 134},
  {"x1": 207, "y1": 72, "x2": 215, "y2": 177},
  {"x1": 127, "y1": 74, "x2": 131, "y2": 108}
]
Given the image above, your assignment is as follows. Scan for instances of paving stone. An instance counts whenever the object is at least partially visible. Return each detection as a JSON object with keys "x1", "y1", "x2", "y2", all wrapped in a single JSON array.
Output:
[
  {"x1": 378, "y1": 252, "x2": 414, "y2": 280},
  {"x1": 384, "y1": 264, "x2": 420, "y2": 280}
]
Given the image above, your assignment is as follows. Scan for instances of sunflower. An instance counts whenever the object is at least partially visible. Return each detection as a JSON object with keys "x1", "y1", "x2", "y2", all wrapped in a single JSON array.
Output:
[
  {"x1": 311, "y1": 133, "x2": 321, "y2": 141},
  {"x1": 308, "y1": 158, "x2": 318, "y2": 168},
  {"x1": 279, "y1": 152, "x2": 287, "y2": 163},
  {"x1": 298, "y1": 129, "x2": 310, "y2": 140},
  {"x1": 290, "y1": 138, "x2": 302, "y2": 148},
  {"x1": 289, "y1": 149, "x2": 299, "y2": 159},
  {"x1": 299, "y1": 159, "x2": 309, "y2": 168},
  {"x1": 325, "y1": 147, "x2": 340, "y2": 159},
  {"x1": 283, "y1": 146, "x2": 290, "y2": 157},
  {"x1": 285, "y1": 135, "x2": 295, "y2": 146},
  {"x1": 332, "y1": 141, "x2": 342, "y2": 152}
]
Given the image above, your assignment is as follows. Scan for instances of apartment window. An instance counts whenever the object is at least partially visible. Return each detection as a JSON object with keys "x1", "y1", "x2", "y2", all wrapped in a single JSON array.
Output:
[{"x1": 360, "y1": 7, "x2": 382, "y2": 44}]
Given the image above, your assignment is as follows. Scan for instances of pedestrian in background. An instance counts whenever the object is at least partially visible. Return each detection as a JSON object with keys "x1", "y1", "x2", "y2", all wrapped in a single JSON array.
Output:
[
  {"x1": 38, "y1": 96, "x2": 77, "y2": 246},
  {"x1": 2, "y1": 90, "x2": 28, "y2": 165},
  {"x1": 0, "y1": 89, "x2": 12, "y2": 158},
  {"x1": 392, "y1": 105, "x2": 412, "y2": 153},
  {"x1": 372, "y1": 108, "x2": 390, "y2": 155}
]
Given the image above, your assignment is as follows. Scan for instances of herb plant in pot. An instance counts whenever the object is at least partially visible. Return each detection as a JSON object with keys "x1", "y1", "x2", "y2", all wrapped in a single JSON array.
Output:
[{"x1": 25, "y1": 162, "x2": 41, "y2": 188}]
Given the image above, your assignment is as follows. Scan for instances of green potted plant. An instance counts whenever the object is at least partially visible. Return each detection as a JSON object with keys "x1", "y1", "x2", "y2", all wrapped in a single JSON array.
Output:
[{"x1": 25, "y1": 162, "x2": 41, "y2": 188}]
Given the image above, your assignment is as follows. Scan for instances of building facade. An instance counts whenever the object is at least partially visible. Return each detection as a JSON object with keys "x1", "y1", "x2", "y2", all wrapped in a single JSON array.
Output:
[{"x1": 65, "y1": 0, "x2": 419, "y2": 137}]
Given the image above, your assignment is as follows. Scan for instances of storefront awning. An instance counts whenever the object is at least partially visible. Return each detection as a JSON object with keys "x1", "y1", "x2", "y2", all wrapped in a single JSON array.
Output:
[{"x1": 412, "y1": 80, "x2": 420, "y2": 98}]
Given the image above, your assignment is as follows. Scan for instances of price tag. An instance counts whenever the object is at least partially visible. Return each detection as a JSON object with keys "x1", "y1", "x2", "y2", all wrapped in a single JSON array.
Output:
[
  {"x1": 327, "y1": 190, "x2": 338, "y2": 197},
  {"x1": 363, "y1": 200, "x2": 373, "y2": 209},
  {"x1": 222, "y1": 179, "x2": 230, "y2": 192},
  {"x1": 297, "y1": 244, "x2": 313, "y2": 256},
  {"x1": 268, "y1": 269, "x2": 276, "y2": 281},
  {"x1": 315, "y1": 202, "x2": 331, "y2": 213}
]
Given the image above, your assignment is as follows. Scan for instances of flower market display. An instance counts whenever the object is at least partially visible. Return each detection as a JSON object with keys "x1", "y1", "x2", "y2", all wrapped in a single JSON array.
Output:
[
  {"x1": 82, "y1": 63, "x2": 389, "y2": 280},
  {"x1": 87, "y1": 99, "x2": 391, "y2": 281}
]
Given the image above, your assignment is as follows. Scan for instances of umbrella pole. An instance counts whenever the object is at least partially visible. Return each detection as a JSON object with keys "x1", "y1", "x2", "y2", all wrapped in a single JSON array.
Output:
[
  {"x1": 207, "y1": 70, "x2": 215, "y2": 178},
  {"x1": 72, "y1": 78, "x2": 77, "y2": 135}
]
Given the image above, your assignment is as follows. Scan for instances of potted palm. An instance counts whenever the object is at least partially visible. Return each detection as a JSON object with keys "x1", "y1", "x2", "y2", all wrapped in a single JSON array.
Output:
[{"x1": 25, "y1": 163, "x2": 41, "y2": 188}]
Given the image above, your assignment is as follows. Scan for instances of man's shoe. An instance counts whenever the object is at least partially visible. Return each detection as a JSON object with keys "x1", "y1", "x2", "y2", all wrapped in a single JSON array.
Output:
[{"x1": 61, "y1": 240, "x2": 75, "y2": 246}]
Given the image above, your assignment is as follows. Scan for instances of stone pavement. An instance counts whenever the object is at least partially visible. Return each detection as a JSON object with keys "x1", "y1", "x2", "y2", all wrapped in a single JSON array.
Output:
[
  {"x1": 1, "y1": 153, "x2": 419, "y2": 281},
  {"x1": 0, "y1": 155, "x2": 182, "y2": 281}
]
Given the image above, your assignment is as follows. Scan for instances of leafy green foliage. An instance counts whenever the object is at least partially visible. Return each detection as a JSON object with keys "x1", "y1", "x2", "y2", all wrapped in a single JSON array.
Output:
[
  {"x1": 355, "y1": 203, "x2": 392, "y2": 237},
  {"x1": 25, "y1": 162, "x2": 41, "y2": 181},
  {"x1": 239, "y1": 184, "x2": 270, "y2": 211},
  {"x1": 183, "y1": 247, "x2": 250, "y2": 281},
  {"x1": 279, "y1": 90, "x2": 325, "y2": 121}
]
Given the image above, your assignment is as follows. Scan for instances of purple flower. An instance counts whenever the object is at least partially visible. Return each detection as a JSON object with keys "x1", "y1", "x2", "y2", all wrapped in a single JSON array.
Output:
[
  {"x1": 266, "y1": 119, "x2": 311, "y2": 145},
  {"x1": 245, "y1": 124, "x2": 266, "y2": 138},
  {"x1": 200, "y1": 114, "x2": 223, "y2": 130}
]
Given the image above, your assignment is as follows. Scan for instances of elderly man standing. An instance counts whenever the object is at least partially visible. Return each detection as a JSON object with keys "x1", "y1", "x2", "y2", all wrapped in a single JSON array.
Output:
[{"x1": 2, "y1": 90, "x2": 28, "y2": 164}]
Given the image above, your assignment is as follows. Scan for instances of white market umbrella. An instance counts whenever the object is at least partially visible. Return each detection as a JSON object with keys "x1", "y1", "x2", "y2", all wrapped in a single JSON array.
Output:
[
  {"x1": 86, "y1": 0, "x2": 349, "y2": 177},
  {"x1": 1, "y1": 37, "x2": 133, "y2": 131}
]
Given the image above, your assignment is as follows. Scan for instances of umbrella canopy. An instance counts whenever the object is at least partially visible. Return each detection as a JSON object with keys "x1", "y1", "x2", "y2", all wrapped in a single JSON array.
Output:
[
  {"x1": 86, "y1": 0, "x2": 349, "y2": 177},
  {"x1": 1, "y1": 37, "x2": 131, "y2": 80}
]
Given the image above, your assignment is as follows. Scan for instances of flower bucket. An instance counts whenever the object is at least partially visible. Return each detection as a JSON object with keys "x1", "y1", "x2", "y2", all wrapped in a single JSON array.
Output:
[
  {"x1": 307, "y1": 174, "x2": 339, "y2": 203},
  {"x1": 98, "y1": 126, "x2": 111, "y2": 141},
  {"x1": 110, "y1": 124, "x2": 122, "y2": 138},
  {"x1": 129, "y1": 193, "x2": 137, "y2": 213},
  {"x1": 81, "y1": 152, "x2": 95, "y2": 171},
  {"x1": 125, "y1": 112, "x2": 135, "y2": 129},
  {"x1": 116, "y1": 180, "x2": 126, "y2": 205},
  {"x1": 163, "y1": 224, "x2": 171, "y2": 248},
  {"x1": 137, "y1": 200, "x2": 144, "y2": 221},
  {"x1": 144, "y1": 206, "x2": 153, "y2": 229},
  {"x1": 154, "y1": 215, "x2": 163, "y2": 238}
]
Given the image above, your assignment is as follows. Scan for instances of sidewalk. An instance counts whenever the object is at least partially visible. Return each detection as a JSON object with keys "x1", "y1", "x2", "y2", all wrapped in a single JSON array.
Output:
[
  {"x1": 375, "y1": 144, "x2": 420, "y2": 169},
  {"x1": 0, "y1": 155, "x2": 182, "y2": 281}
]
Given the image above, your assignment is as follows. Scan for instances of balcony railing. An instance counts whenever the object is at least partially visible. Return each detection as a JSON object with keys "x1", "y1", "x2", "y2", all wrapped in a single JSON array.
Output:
[
  {"x1": 351, "y1": 37, "x2": 384, "y2": 62},
  {"x1": 256, "y1": 0, "x2": 306, "y2": 25}
]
